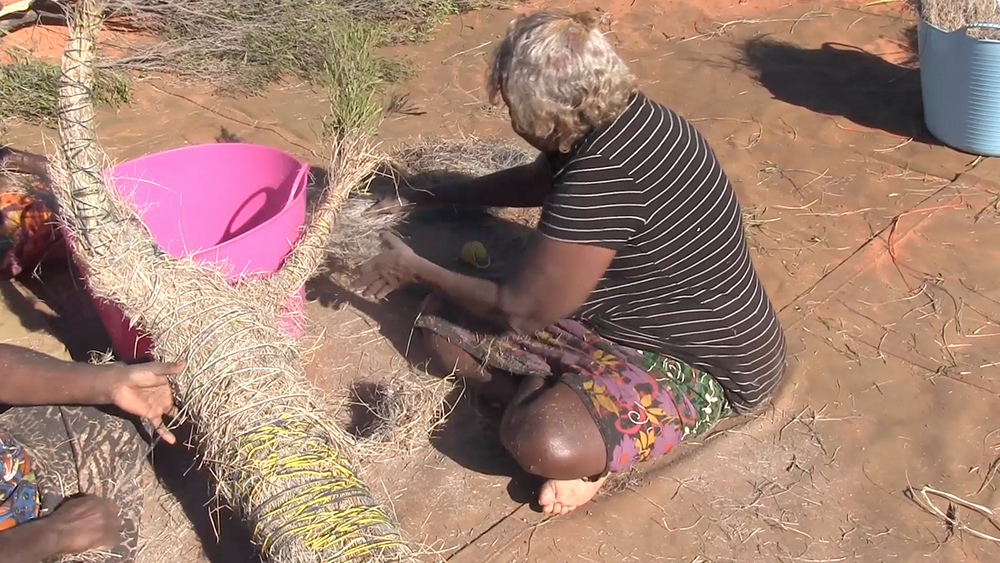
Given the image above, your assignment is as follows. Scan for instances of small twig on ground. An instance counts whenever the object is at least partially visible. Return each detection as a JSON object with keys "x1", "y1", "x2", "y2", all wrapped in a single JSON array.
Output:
[
  {"x1": 778, "y1": 407, "x2": 810, "y2": 441},
  {"x1": 905, "y1": 485, "x2": 1000, "y2": 543},
  {"x1": 441, "y1": 40, "x2": 492, "y2": 63},
  {"x1": 659, "y1": 514, "x2": 705, "y2": 533},
  {"x1": 757, "y1": 162, "x2": 834, "y2": 196},
  {"x1": 761, "y1": 515, "x2": 815, "y2": 540},
  {"x1": 796, "y1": 208, "x2": 876, "y2": 217},
  {"x1": 778, "y1": 117, "x2": 798, "y2": 141},
  {"x1": 689, "y1": 116, "x2": 762, "y2": 149},
  {"x1": 873, "y1": 137, "x2": 914, "y2": 153},
  {"x1": 742, "y1": 205, "x2": 781, "y2": 228},
  {"x1": 680, "y1": 11, "x2": 830, "y2": 42},
  {"x1": 976, "y1": 454, "x2": 1000, "y2": 495},
  {"x1": 886, "y1": 199, "x2": 968, "y2": 291}
]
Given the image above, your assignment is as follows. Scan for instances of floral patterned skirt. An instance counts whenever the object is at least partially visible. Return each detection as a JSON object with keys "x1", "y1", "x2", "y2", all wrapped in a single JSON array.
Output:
[
  {"x1": 415, "y1": 315, "x2": 734, "y2": 473},
  {"x1": 0, "y1": 434, "x2": 38, "y2": 531}
]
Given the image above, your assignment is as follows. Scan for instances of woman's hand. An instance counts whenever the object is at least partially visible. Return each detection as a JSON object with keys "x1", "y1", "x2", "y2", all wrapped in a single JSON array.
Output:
[
  {"x1": 368, "y1": 177, "x2": 416, "y2": 214},
  {"x1": 0, "y1": 496, "x2": 122, "y2": 563},
  {"x1": 45, "y1": 496, "x2": 123, "y2": 556},
  {"x1": 354, "y1": 234, "x2": 423, "y2": 299},
  {"x1": 104, "y1": 362, "x2": 183, "y2": 444}
]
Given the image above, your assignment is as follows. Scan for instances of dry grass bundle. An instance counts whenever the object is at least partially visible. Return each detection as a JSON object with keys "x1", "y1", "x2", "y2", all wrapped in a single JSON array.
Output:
[
  {"x1": 103, "y1": 0, "x2": 500, "y2": 131},
  {"x1": 348, "y1": 370, "x2": 462, "y2": 462},
  {"x1": 386, "y1": 136, "x2": 535, "y2": 187},
  {"x1": 106, "y1": 0, "x2": 398, "y2": 132},
  {"x1": 325, "y1": 197, "x2": 404, "y2": 274},
  {"x1": 112, "y1": 0, "x2": 499, "y2": 49},
  {"x1": 54, "y1": 1, "x2": 417, "y2": 561},
  {"x1": 0, "y1": 0, "x2": 494, "y2": 130},
  {"x1": 912, "y1": 0, "x2": 1000, "y2": 39}
]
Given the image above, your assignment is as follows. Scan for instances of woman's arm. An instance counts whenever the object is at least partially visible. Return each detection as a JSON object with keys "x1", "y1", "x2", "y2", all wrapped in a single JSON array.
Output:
[
  {"x1": 0, "y1": 344, "x2": 116, "y2": 406},
  {"x1": 0, "y1": 344, "x2": 182, "y2": 443},
  {"x1": 376, "y1": 156, "x2": 553, "y2": 210},
  {"x1": 355, "y1": 233, "x2": 615, "y2": 334},
  {"x1": 0, "y1": 146, "x2": 49, "y2": 177}
]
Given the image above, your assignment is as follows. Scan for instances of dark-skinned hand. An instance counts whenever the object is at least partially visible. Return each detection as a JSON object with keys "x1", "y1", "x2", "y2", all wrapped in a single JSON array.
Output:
[
  {"x1": 103, "y1": 362, "x2": 184, "y2": 444},
  {"x1": 46, "y1": 496, "x2": 123, "y2": 556},
  {"x1": 367, "y1": 178, "x2": 415, "y2": 214},
  {"x1": 353, "y1": 234, "x2": 421, "y2": 299}
]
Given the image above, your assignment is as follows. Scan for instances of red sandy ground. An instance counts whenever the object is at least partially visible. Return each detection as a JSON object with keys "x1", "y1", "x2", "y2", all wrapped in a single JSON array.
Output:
[
  {"x1": 0, "y1": 22, "x2": 145, "y2": 63},
  {"x1": 2, "y1": 1, "x2": 999, "y2": 562}
]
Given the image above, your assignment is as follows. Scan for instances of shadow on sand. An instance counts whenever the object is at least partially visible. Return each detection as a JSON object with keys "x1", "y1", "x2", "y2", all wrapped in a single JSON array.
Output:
[{"x1": 739, "y1": 30, "x2": 928, "y2": 142}]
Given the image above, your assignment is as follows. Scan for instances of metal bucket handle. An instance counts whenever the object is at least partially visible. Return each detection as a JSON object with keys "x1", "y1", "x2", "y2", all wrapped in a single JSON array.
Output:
[
  {"x1": 963, "y1": 22, "x2": 1000, "y2": 41},
  {"x1": 965, "y1": 0, "x2": 1000, "y2": 34}
]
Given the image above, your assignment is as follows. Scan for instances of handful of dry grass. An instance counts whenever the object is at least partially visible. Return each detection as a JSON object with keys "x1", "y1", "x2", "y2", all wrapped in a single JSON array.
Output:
[
  {"x1": 912, "y1": 0, "x2": 1000, "y2": 39},
  {"x1": 325, "y1": 136, "x2": 534, "y2": 273},
  {"x1": 388, "y1": 136, "x2": 534, "y2": 182}
]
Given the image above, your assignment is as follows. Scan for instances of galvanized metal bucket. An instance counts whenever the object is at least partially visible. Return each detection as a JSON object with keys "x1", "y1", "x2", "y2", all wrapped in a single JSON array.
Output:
[{"x1": 919, "y1": 15, "x2": 1000, "y2": 156}]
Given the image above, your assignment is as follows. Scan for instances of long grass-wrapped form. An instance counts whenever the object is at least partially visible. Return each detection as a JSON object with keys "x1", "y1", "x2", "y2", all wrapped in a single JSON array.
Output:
[{"x1": 53, "y1": 1, "x2": 415, "y2": 561}]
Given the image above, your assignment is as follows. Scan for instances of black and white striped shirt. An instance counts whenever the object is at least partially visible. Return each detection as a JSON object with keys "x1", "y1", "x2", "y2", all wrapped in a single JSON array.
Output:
[{"x1": 541, "y1": 92, "x2": 786, "y2": 411}]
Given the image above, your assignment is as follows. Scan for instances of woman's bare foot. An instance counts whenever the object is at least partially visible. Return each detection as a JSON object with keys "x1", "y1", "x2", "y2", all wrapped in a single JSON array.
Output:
[{"x1": 538, "y1": 475, "x2": 608, "y2": 515}]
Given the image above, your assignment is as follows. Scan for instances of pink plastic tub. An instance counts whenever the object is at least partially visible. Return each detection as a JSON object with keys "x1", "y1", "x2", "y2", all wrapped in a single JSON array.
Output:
[{"x1": 91, "y1": 143, "x2": 310, "y2": 362}]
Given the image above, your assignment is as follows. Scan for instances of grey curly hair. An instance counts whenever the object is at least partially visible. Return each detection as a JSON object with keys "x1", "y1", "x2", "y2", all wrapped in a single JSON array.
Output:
[{"x1": 487, "y1": 10, "x2": 638, "y2": 154}]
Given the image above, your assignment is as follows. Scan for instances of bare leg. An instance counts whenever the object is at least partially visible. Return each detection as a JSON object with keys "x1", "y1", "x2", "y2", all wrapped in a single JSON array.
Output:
[
  {"x1": 500, "y1": 377, "x2": 609, "y2": 515},
  {"x1": 422, "y1": 330, "x2": 520, "y2": 405},
  {"x1": 0, "y1": 147, "x2": 49, "y2": 177},
  {"x1": 418, "y1": 297, "x2": 519, "y2": 405},
  {"x1": 417, "y1": 298, "x2": 612, "y2": 513}
]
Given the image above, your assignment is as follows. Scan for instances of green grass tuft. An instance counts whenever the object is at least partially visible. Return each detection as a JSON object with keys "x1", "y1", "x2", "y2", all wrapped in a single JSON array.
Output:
[
  {"x1": 114, "y1": 0, "x2": 508, "y2": 134},
  {"x1": 0, "y1": 54, "x2": 131, "y2": 124},
  {"x1": 318, "y1": 21, "x2": 394, "y2": 136}
]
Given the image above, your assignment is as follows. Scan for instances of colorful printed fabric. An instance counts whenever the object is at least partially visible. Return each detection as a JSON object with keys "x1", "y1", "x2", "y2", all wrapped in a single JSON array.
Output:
[
  {"x1": 0, "y1": 187, "x2": 63, "y2": 279},
  {"x1": 415, "y1": 315, "x2": 734, "y2": 473},
  {"x1": 0, "y1": 433, "x2": 40, "y2": 531}
]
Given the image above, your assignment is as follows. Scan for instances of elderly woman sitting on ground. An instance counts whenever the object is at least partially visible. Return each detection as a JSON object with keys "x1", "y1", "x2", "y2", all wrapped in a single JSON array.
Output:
[{"x1": 356, "y1": 10, "x2": 787, "y2": 515}]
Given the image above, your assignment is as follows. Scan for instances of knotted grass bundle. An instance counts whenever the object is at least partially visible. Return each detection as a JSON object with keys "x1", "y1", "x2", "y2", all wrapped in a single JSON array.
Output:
[
  {"x1": 911, "y1": 0, "x2": 1000, "y2": 39},
  {"x1": 52, "y1": 1, "x2": 418, "y2": 561},
  {"x1": 386, "y1": 136, "x2": 535, "y2": 183}
]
